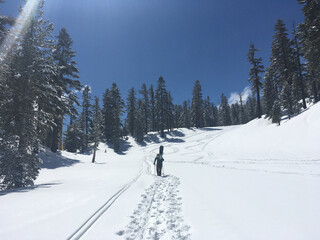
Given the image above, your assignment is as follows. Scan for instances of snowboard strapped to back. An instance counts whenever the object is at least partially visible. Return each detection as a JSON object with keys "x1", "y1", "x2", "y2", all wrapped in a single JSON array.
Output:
[{"x1": 159, "y1": 145, "x2": 164, "y2": 155}]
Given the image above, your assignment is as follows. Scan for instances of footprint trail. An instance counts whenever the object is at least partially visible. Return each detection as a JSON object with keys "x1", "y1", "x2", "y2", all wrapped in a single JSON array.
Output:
[{"x1": 118, "y1": 175, "x2": 191, "y2": 240}]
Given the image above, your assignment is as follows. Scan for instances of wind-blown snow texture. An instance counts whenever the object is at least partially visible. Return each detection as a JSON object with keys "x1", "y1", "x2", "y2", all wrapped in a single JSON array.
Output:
[{"x1": 1, "y1": 103, "x2": 320, "y2": 240}]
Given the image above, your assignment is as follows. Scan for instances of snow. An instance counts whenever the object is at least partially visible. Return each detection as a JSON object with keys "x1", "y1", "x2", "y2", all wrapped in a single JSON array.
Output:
[{"x1": 1, "y1": 103, "x2": 320, "y2": 240}]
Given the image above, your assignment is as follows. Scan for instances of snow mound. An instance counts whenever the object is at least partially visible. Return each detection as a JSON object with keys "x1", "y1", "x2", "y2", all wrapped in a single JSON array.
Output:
[{"x1": 207, "y1": 102, "x2": 320, "y2": 161}]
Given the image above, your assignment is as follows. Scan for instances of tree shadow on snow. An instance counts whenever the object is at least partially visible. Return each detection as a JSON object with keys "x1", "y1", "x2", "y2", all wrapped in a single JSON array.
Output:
[
  {"x1": 144, "y1": 129, "x2": 186, "y2": 144},
  {"x1": 107, "y1": 139, "x2": 133, "y2": 155},
  {"x1": 144, "y1": 133, "x2": 161, "y2": 144},
  {"x1": 0, "y1": 182, "x2": 61, "y2": 196},
  {"x1": 40, "y1": 152, "x2": 80, "y2": 169},
  {"x1": 136, "y1": 131, "x2": 185, "y2": 146},
  {"x1": 165, "y1": 138, "x2": 185, "y2": 143},
  {"x1": 201, "y1": 127, "x2": 223, "y2": 131},
  {"x1": 166, "y1": 130, "x2": 186, "y2": 137}
]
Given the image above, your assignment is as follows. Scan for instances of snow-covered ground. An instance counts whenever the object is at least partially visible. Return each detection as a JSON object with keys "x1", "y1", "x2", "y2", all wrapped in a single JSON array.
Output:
[{"x1": 1, "y1": 103, "x2": 320, "y2": 240}]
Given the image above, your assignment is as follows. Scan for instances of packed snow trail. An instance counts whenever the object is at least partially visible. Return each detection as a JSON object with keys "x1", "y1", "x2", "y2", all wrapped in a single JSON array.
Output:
[{"x1": 117, "y1": 175, "x2": 191, "y2": 240}]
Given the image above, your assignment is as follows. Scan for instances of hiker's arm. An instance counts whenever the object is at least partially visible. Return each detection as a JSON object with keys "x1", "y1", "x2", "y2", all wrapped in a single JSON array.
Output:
[{"x1": 153, "y1": 157, "x2": 157, "y2": 165}]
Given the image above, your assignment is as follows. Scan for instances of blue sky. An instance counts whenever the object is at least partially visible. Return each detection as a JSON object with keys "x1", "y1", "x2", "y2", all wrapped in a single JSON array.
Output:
[{"x1": 2, "y1": 0, "x2": 304, "y2": 105}]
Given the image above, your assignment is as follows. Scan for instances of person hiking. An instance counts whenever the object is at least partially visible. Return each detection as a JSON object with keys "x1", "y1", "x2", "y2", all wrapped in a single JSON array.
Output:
[
  {"x1": 154, "y1": 153, "x2": 164, "y2": 176},
  {"x1": 154, "y1": 146, "x2": 164, "y2": 176}
]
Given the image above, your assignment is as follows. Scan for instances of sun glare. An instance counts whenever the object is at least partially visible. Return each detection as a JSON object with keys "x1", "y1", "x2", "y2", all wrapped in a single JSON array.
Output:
[{"x1": 0, "y1": 0, "x2": 41, "y2": 62}]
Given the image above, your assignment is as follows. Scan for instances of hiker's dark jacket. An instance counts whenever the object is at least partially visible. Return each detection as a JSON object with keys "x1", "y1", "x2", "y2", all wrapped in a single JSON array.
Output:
[{"x1": 154, "y1": 155, "x2": 164, "y2": 167}]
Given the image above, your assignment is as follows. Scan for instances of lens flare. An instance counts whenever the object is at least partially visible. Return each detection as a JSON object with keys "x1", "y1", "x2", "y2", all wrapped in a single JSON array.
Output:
[{"x1": 0, "y1": 0, "x2": 41, "y2": 62}]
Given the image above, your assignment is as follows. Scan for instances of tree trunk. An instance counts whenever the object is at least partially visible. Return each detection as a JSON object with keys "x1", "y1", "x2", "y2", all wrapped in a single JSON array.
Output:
[
  {"x1": 256, "y1": 85, "x2": 261, "y2": 118},
  {"x1": 59, "y1": 118, "x2": 63, "y2": 151},
  {"x1": 92, "y1": 147, "x2": 96, "y2": 163},
  {"x1": 296, "y1": 51, "x2": 307, "y2": 109},
  {"x1": 51, "y1": 118, "x2": 59, "y2": 153},
  {"x1": 312, "y1": 78, "x2": 319, "y2": 103}
]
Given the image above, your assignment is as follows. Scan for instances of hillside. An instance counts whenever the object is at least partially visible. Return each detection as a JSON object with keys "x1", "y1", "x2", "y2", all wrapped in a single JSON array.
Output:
[{"x1": 0, "y1": 103, "x2": 319, "y2": 240}]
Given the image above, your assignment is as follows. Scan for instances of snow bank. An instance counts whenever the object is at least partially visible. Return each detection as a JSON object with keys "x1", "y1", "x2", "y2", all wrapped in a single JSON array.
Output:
[{"x1": 207, "y1": 102, "x2": 320, "y2": 161}]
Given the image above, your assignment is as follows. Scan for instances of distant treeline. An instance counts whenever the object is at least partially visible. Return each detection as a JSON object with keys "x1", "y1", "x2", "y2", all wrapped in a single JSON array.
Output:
[{"x1": 0, "y1": 1, "x2": 319, "y2": 189}]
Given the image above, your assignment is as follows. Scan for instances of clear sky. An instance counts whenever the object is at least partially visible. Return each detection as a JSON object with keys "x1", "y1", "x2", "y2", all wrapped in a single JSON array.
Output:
[{"x1": 2, "y1": 0, "x2": 304, "y2": 105}]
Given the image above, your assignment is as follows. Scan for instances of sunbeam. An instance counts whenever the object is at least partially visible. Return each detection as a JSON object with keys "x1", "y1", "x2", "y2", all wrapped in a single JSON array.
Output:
[{"x1": 0, "y1": 0, "x2": 41, "y2": 62}]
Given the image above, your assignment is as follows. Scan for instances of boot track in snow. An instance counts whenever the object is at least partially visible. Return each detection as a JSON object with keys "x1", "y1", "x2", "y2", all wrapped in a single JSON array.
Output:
[{"x1": 117, "y1": 175, "x2": 191, "y2": 239}]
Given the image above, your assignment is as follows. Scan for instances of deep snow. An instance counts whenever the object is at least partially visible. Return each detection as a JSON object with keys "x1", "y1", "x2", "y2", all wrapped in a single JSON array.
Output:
[{"x1": 0, "y1": 103, "x2": 320, "y2": 240}]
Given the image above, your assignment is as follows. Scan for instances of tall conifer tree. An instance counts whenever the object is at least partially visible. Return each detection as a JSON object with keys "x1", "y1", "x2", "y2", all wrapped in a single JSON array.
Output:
[
  {"x1": 91, "y1": 97, "x2": 102, "y2": 163},
  {"x1": 0, "y1": 1, "x2": 57, "y2": 189},
  {"x1": 79, "y1": 86, "x2": 92, "y2": 152},
  {"x1": 155, "y1": 76, "x2": 167, "y2": 137},
  {"x1": 219, "y1": 94, "x2": 231, "y2": 126},
  {"x1": 298, "y1": 0, "x2": 320, "y2": 102},
  {"x1": 139, "y1": 84, "x2": 150, "y2": 134},
  {"x1": 247, "y1": 43, "x2": 264, "y2": 118},
  {"x1": 134, "y1": 99, "x2": 145, "y2": 143},
  {"x1": 191, "y1": 80, "x2": 204, "y2": 128},
  {"x1": 126, "y1": 88, "x2": 136, "y2": 136},
  {"x1": 292, "y1": 25, "x2": 307, "y2": 109},
  {"x1": 149, "y1": 85, "x2": 156, "y2": 132},
  {"x1": 110, "y1": 83, "x2": 124, "y2": 152},
  {"x1": 181, "y1": 100, "x2": 191, "y2": 129},
  {"x1": 102, "y1": 88, "x2": 112, "y2": 142},
  {"x1": 269, "y1": 19, "x2": 295, "y2": 118},
  {"x1": 51, "y1": 28, "x2": 81, "y2": 152},
  {"x1": 263, "y1": 66, "x2": 277, "y2": 118}
]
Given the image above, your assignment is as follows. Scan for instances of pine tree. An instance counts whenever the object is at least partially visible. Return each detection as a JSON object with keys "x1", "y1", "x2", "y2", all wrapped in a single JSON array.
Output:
[
  {"x1": 280, "y1": 80, "x2": 295, "y2": 119},
  {"x1": 79, "y1": 86, "x2": 92, "y2": 152},
  {"x1": 271, "y1": 20, "x2": 293, "y2": 91},
  {"x1": 230, "y1": 103, "x2": 240, "y2": 125},
  {"x1": 110, "y1": 83, "x2": 124, "y2": 152},
  {"x1": 272, "y1": 98, "x2": 282, "y2": 125},
  {"x1": 50, "y1": 28, "x2": 81, "y2": 153},
  {"x1": 247, "y1": 43, "x2": 264, "y2": 118},
  {"x1": 292, "y1": 24, "x2": 307, "y2": 109},
  {"x1": 203, "y1": 96, "x2": 212, "y2": 127},
  {"x1": 166, "y1": 92, "x2": 174, "y2": 131},
  {"x1": 173, "y1": 104, "x2": 183, "y2": 129},
  {"x1": 246, "y1": 96, "x2": 257, "y2": 121},
  {"x1": 126, "y1": 88, "x2": 136, "y2": 136},
  {"x1": 298, "y1": 0, "x2": 320, "y2": 102},
  {"x1": 139, "y1": 84, "x2": 150, "y2": 134},
  {"x1": 149, "y1": 85, "x2": 156, "y2": 132},
  {"x1": 0, "y1": 1, "x2": 57, "y2": 189},
  {"x1": 155, "y1": 76, "x2": 168, "y2": 138},
  {"x1": 239, "y1": 94, "x2": 247, "y2": 124},
  {"x1": 211, "y1": 102, "x2": 219, "y2": 126},
  {"x1": 219, "y1": 93, "x2": 231, "y2": 126},
  {"x1": 291, "y1": 69, "x2": 302, "y2": 114},
  {"x1": 102, "y1": 88, "x2": 113, "y2": 142},
  {"x1": 91, "y1": 97, "x2": 102, "y2": 163},
  {"x1": 64, "y1": 117, "x2": 81, "y2": 153},
  {"x1": 134, "y1": 99, "x2": 145, "y2": 143},
  {"x1": 191, "y1": 80, "x2": 204, "y2": 128},
  {"x1": 263, "y1": 65, "x2": 277, "y2": 118},
  {"x1": 181, "y1": 100, "x2": 191, "y2": 128},
  {"x1": 269, "y1": 19, "x2": 296, "y2": 118}
]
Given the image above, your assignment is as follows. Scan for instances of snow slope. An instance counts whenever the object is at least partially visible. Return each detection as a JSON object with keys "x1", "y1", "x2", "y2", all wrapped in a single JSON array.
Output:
[{"x1": 0, "y1": 103, "x2": 319, "y2": 240}]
